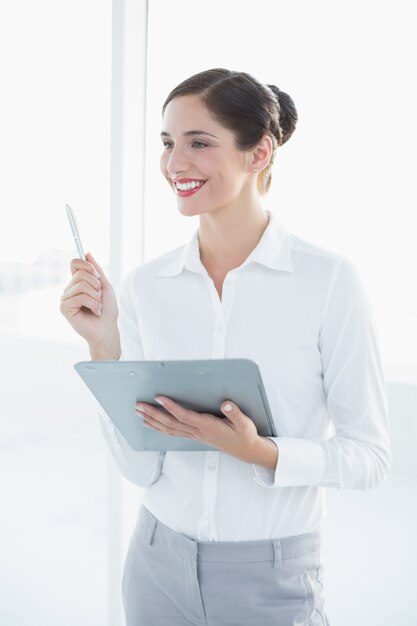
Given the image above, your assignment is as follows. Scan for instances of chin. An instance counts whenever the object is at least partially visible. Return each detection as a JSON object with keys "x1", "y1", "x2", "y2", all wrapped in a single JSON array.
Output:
[{"x1": 177, "y1": 203, "x2": 206, "y2": 217}]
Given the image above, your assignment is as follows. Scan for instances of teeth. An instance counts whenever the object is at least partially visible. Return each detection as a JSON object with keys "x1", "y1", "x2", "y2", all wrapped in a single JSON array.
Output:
[{"x1": 176, "y1": 180, "x2": 205, "y2": 191}]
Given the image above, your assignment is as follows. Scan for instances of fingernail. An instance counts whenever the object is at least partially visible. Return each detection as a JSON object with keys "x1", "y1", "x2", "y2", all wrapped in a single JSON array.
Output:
[
  {"x1": 223, "y1": 403, "x2": 232, "y2": 412},
  {"x1": 155, "y1": 398, "x2": 164, "y2": 406},
  {"x1": 93, "y1": 270, "x2": 100, "y2": 279}
]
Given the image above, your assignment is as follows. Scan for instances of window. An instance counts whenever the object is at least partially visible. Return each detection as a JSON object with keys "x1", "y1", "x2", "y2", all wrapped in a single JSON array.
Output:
[{"x1": 0, "y1": 1, "x2": 112, "y2": 624}]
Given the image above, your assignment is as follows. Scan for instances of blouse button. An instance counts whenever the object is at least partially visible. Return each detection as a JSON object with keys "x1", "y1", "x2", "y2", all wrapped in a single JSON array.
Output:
[{"x1": 207, "y1": 462, "x2": 217, "y2": 471}]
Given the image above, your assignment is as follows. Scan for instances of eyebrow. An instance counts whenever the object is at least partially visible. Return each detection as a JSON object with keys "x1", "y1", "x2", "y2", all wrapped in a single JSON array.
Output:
[{"x1": 160, "y1": 130, "x2": 218, "y2": 139}]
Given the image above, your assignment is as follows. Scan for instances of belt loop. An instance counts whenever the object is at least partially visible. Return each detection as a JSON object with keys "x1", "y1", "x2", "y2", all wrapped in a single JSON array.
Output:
[
  {"x1": 272, "y1": 539, "x2": 282, "y2": 570},
  {"x1": 147, "y1": 518, "x2": 157, "y2": 546}
]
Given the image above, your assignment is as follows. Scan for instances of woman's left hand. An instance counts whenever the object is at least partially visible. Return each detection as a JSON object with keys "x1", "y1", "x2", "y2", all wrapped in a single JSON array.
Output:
[{"x1": 135, "y1": 396, "x2": 260, "y2": 464}]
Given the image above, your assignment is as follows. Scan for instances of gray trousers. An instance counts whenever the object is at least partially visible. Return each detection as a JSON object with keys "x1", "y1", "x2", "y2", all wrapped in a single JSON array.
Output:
[{"x1": 122, "y1": 505, "x2": 330, "y2": 626}]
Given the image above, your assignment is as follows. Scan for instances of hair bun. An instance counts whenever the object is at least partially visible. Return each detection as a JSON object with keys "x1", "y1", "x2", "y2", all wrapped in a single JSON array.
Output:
[
  {"x1": 267, "y1": 83, "x2": 297, "y2": 146},
  {"x1": 267, "y1": 84, "x2": 280, "y2": 94}
]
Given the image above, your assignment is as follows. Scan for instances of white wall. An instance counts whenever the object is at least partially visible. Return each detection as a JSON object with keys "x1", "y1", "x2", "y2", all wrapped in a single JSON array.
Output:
[{"x1": 322, "y1": 381, "x2": 417, "y2": 624}]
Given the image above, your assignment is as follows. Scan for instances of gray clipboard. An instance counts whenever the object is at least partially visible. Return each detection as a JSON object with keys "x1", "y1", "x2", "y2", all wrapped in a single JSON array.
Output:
[{"x1": 74, "y1": 358, "x2": 277, "y2": 452}]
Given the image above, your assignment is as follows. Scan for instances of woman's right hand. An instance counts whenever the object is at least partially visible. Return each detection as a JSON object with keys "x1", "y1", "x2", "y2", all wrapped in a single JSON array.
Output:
[{"x1": 59, "y1": 252, "x2": 121, "y2": 358}]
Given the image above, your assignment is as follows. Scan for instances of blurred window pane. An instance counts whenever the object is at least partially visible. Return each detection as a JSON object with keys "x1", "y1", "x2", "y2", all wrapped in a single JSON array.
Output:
[{"x1": 0, "y1": 1, "x2": 111, "y2": 624}]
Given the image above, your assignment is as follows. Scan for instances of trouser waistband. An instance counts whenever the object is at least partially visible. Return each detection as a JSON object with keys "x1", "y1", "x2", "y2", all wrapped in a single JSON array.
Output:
[{"x1": 137, "y1": 506, "x2": 321, "y2": 571}]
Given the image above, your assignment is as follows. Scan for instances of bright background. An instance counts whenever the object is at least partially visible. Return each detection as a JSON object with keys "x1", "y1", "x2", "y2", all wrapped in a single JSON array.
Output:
[{"x1": 0, "y1": 1, "x2": 416, "y2": 625}]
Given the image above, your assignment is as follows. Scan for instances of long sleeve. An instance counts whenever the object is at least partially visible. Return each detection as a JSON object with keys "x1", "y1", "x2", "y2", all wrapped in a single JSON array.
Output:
[
  {"x1": 97, "y1": 269, "x2": 165, "y2": 487},
  {"x1": 253, "y1": 257, "x2": 392, "y2": 490}
]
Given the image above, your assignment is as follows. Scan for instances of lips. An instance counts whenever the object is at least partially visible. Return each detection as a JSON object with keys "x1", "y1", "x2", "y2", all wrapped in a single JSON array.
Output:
[
  {"x1": 174, "y1": 178, "x2": 206, "y2": 184},
  {"x1": 174, "y1": 180, "x2": 207, "y2": 197},
  {"x1": 171, "y1": 178, "x2": 207, "y2": 197}
]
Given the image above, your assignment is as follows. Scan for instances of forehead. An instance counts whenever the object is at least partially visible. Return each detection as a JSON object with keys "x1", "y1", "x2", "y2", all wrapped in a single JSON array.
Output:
[{"x1": 162, "y1": 94, "x2": 229, "y2": 138}]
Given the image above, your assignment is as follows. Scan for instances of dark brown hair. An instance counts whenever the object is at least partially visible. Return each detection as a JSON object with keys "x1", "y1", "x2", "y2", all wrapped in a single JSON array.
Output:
[{"x1": 162, "y1": 68, "x2": 298, "y2": 195}]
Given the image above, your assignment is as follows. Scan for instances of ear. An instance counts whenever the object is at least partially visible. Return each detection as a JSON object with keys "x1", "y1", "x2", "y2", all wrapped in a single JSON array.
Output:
[{"x1": 249, "y1": 134, "x2": 273, "y2": 173}]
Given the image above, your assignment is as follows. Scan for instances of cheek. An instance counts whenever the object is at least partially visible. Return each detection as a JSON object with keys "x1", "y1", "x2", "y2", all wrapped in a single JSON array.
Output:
[{"x1": 160, "y1": 151, "x2": 174, "y2": 177}]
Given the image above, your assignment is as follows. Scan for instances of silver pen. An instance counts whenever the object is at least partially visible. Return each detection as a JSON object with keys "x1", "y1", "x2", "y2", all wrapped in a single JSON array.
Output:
[{"x1": 66, "y1": 203, "x2": 86, "y2": 260}]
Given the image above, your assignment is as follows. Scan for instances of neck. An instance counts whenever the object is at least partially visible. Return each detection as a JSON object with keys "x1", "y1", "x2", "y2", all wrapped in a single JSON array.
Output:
[{"x1": 198, "y1": 202, "x2": 270, "y2": 270}]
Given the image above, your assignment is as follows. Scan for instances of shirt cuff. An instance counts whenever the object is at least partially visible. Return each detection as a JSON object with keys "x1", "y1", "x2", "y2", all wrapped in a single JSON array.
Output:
[{"x1": 252, "y1": 437, "x2": 326, "y2": 488}]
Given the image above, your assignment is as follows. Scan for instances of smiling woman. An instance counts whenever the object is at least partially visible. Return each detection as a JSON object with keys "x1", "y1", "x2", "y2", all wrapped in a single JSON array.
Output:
[
  {"x1": 60, "y1": 65, "x2": 393, "y2": 625},
  {"x1": 156, "y1": 69, "x2": 299, "y2": 298},
  {"x1": 160, "y1": 68, "x2": 297, "y2": 196}
]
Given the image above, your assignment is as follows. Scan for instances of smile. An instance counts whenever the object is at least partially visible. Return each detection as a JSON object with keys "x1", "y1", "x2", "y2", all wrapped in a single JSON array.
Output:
[{"x1": 174, "y1": 180, "x2": 207, "y2": 196}]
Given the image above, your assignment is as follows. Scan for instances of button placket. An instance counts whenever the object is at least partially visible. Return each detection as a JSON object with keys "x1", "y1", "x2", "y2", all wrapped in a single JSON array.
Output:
[
  {"x1": 198, "y1": 450, "x2": 220, "y2": 540},
  {"x1": 198, "y1": 273, "x2": 231, "y2": 539},
  {"x1": 220, "y1": 274, "x2": 235, "y2": 329}
]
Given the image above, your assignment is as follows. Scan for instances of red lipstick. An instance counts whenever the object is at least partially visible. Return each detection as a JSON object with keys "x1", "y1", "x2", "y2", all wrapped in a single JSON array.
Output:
[{"x1": 173, "y1": 178, "x2": 207, "y2": 197}]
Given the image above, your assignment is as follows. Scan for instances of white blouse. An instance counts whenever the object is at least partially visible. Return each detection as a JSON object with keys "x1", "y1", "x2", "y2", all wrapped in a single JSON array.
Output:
[{"x1": 98, "y1": 209, "x2": 391, "y2": 541}]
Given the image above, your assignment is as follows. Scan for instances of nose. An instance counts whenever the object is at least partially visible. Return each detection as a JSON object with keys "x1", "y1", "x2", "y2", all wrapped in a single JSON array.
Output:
[{"x1": 165, "y1": 145, "x2": 189, "y2": 178}]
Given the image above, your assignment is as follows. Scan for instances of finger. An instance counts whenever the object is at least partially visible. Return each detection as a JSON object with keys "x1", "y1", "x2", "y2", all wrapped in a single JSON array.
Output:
[
  {"x1": 60, "y1": 293, "x2": 101, "y2": 317},
  {"x1": 220, "y1": 401, "x2": 246, "y2": 427},
  {"x1": 142, "y1": 416, "x2": 194, "y2": 438},
  {"x1": 85, "y1": 252, "x2": 111, "y2": 289},
  {"x1": 220, "y1": 401, "x2": 258, "y2": 438},
  {"x1": 70, "y1": 257, "x2": 101, "y2": 280},
  {"x1": 61, "y1": 279, "x2": 101, "y2": 303},
  {"x1": 153, "y1": 397, "x2": 200, "y2": 427},
  {"x1": 73, "y1": 269, "x2": 102, "y2": 290},
  {"x1": 62, "y1": 270, "x2": 102, "y2": 302},
  {"x1": 137, "y1": 405, "x2": 192, "y2": 432}
]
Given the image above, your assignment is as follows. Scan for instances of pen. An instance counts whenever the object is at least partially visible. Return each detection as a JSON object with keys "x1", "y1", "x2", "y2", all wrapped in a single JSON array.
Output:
[{"x1": 66, "y1": 203, "x2": 86, "y2": 260}]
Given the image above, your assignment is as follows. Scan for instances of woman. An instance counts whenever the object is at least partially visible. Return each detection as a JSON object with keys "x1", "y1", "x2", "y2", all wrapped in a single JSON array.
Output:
[{"x1": 60, "y1": 68, "x2": 391, "y2": 626}]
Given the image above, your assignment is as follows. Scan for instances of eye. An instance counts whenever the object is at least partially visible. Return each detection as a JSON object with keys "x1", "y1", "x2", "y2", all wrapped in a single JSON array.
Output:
[{"x1": 161, "y1": 140, "x2": 208, "y2": 150}]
